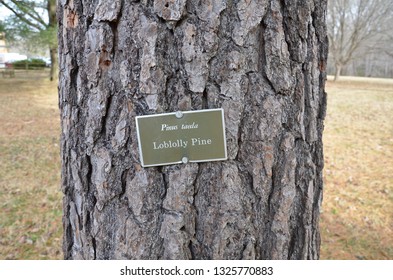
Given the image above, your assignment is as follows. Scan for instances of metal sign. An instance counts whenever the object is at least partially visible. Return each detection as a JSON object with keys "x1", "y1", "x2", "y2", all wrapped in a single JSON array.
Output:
[{"x1": 136, "y1": 108, "x2": 227, "y2": 167}]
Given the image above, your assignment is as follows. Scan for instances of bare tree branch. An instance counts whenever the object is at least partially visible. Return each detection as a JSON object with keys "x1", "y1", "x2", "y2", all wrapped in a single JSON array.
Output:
[{"x1": 327, "y1": 0, "x2": 393, "y2": 80}]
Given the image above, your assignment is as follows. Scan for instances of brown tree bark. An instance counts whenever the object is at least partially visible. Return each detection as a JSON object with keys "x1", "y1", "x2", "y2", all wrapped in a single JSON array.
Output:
[{"x1": 58, "y1": 0, "x2": 328, "y2": 260}]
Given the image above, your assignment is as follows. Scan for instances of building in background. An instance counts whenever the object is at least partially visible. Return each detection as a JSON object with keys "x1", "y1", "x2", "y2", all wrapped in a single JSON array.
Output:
[{"x1": 0, "y1": 33, "x2": 27, "y2": 68}]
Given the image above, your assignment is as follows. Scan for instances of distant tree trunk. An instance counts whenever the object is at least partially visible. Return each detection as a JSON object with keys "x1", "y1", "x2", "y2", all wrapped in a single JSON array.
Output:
[
  {"x1": 58, "y1": 0, "x2": 328, "y2": 260},
  {"x1": 49, "y1": 46, "x2": 58, "y2": 81},
  {"x1": 48, "y1": 0, "x2": 58, "y2": 81},
  {"x1": 334, "y1": 63, "x2": 342, "y2": 81}
]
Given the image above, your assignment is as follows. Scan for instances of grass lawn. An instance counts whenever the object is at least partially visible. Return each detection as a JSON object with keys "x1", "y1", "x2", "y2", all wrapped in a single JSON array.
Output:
[
  {"x1": 320, "y1": 76, "x2": 393, "y2": 259},
  {"x1": 0, "y1": 70, "x2": 62, "y2": 259},
  {"x1": 0, "y1": 72, "x2": 392, "y2": 259}
]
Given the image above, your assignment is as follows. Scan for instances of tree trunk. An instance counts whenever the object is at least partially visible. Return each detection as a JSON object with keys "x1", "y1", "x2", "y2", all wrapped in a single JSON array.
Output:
[
  {"x1": 49, "y1": 46, "x2": 58, "y2": 81},
  {"x1": 49, "y1": 0, "x2": 58, "y2": 81},
  {"x1": 334, "y1": 63, "x2": 342, "y2": 81},
  {"x1": 58, "y1": 0, "x2": 328, "y2": 260}
]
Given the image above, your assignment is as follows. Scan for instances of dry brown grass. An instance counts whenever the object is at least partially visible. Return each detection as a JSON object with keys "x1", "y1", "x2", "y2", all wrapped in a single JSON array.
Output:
[
  {"x1": 0, "y1": 72, "x2": 392, "y2": 259},
  {"x1": 320, "y1": 76, "x2": 393, "y2": 259},
  {"x1": 0, "y1": 70, "x2": 62, "y2": 259}
]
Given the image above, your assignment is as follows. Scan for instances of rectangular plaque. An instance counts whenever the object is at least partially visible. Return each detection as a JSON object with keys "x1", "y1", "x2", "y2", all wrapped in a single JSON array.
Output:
[{"x1": 136, "y1": 108, "x2": 227, "y2": 167}]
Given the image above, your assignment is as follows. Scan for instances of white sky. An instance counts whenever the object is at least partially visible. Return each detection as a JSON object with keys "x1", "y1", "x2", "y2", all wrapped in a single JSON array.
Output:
[{"x1": 0, "y1": 6, "x2": 12, "y2": 21}]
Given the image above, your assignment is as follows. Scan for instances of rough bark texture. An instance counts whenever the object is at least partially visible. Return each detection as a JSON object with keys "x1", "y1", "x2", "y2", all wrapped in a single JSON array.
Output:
[{"x1": 58, "y1": 0, "x2": 328, "y2": 260}]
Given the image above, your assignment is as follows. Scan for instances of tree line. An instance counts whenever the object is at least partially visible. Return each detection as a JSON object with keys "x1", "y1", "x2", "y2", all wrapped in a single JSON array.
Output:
[
  {"x1": 327, "y1": 0, "x2": 393, "y2": 80},
  {"x1": 1, "y1": 0, "x2": 392, "y2": 80},
  {"x1": 0, "y1": 0, "x2": 57, "y2": 80}
]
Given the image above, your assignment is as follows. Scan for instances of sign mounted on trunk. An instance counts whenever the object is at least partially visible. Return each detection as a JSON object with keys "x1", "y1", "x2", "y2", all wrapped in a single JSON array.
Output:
[{"x1": 136, "y1": 108, "x2": 227, "y2": 167}]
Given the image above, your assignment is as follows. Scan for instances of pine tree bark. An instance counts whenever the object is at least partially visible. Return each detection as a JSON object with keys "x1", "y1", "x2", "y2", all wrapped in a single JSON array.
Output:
[{"x1": 58, "y1": 0, "x2": 328, "y2": 260}]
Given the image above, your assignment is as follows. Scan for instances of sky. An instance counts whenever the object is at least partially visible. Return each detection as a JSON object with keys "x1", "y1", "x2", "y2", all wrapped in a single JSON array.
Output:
[
  {"x1": 0, "y1": 4, "x2": 49, "y2": 23},
  {"x1": 0, "y1": 5, "x2": 12, "y2": 21}
]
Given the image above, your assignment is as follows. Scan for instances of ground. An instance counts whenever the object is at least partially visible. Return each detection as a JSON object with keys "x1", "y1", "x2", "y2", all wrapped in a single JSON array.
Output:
[
  {"x1": 320, "y1": 76, "x2": 393, "y2": 259},
  {"x1": 0, "y1": 71, "x2": 392, "y2": 259},
  {"x1": 0, "y1": 70, "x2": 62, "y2": 259}
]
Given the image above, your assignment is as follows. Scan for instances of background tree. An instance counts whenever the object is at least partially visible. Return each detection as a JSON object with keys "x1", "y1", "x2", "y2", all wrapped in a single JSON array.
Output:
[
  {"x1": 0, "y1": 0, "x2": 57, "y2": 80},
  {"x1": 58, "y1": 0, "x2": 328, "y2": 259},
  {"x1": 0, "y1": 20, "x2": 5, "y2": 33},
  {"x1": 384, "y1": 33, "x2": 393, "y2": 57},
  {"x1": 327, "y1": 0, "x2": 393, "y2": 80}
]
